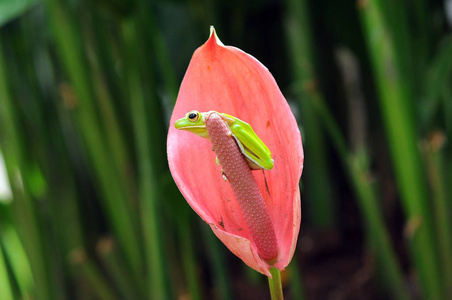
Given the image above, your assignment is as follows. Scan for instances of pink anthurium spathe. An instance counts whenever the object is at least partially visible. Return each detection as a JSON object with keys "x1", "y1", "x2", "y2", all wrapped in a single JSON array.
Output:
[{"x1": 167, "y1": 27, "x2": 303, "y2": 276}]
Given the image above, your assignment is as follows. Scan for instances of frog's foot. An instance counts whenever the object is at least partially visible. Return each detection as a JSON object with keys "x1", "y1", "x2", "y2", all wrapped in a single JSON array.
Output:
[
  {"x1": 221, "y1": 169, "x2": 228, "y2": 182},
  {"x1": 226, "y1": 126, "x2": 232, "y2": 137}
]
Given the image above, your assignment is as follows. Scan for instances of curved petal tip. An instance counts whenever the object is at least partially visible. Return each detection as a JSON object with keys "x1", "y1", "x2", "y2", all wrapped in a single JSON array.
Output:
[{"x1": 208, "y1": 25, "x2": 225, "y2": 47}]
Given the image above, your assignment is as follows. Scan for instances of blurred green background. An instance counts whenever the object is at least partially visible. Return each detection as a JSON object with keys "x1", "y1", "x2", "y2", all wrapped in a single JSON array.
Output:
[{"x1": 1, "y1": 0, "x2": 452, "y2": 299}]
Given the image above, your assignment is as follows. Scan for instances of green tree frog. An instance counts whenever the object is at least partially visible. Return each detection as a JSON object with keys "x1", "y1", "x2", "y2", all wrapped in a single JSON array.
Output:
[{"x1": 175, "y1": 110, "x2": 274, "y2": 170}]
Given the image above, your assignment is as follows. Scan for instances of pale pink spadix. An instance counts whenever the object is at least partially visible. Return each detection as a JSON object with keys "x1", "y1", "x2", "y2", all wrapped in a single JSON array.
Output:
[{"x1": 205, "y1": 112, "x2": 278, "y2": 262}]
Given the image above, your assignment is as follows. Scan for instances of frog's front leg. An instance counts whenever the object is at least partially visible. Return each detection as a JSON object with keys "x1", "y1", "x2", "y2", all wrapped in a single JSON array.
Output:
[
  {"x1": 212, "y1": 147, "x2": 226, "y2": 180},
  {"x1": 216, "y1": 159, "x2": 227, "y2": 181}
]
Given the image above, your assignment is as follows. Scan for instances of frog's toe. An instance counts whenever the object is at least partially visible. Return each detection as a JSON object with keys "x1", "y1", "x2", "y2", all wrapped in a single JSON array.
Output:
[{"x1": 221, "y1": 169, "x2": 228, "y2": 182}]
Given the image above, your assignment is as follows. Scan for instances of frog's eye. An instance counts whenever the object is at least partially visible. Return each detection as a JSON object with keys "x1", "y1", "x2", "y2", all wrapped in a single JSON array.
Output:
[{"x1": 188, "y1": 111, "x2": 200, "y2": 122}]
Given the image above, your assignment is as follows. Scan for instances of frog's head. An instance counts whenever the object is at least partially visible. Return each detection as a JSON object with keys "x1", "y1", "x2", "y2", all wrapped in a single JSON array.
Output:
[{"x1": 175, "y1": 110, "x2": 210, "y2": 138}]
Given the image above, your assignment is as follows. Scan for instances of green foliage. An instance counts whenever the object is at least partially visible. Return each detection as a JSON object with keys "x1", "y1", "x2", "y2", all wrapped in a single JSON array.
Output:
[
  {"x1": 0, "y1": 0, "x2": 38, "y2": 27},
  {"x1": 0, "y1": 0, "x2": 451, "y2": 299}
]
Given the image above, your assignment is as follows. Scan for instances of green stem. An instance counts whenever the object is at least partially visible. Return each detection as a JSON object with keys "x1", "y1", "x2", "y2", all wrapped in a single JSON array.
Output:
[
  {"x1": 309, "y1": 93, "x2": 410, "y2": 300},
  {"x1": 70, "y1": 249, "x2": 116, "y2": 300},
  {"x1": 348, "y1": 155, "x2": 410, "y2": 300},
  {"x1": 0, "y1": 246, "x2": 14, "y2": 300},
  {"x1": 359, "y1": 1, "x2": 443, "y2": 298},
  {"x1": 267, "y1": 267, "x2": 284, "y2": 300},
  {"x1": 423, "y1": 133, "x2": 452, "y2": 293},
  {"x1": 97, "y1": 238, "x2": 139, "y2": 300},
  {"x1": 1, "y1": 225, "x2": 34, "y2": 297},
  {"x1": 201, "y1": 224, "x2": 233, "y2": 300},
  {"x1": 284, "y1": 0, "x2": 335, "y2": 228},
  {"x1": 179, "y1": 215, "x2": 202, "y2": 300},
  {"x1": 121, "y1": 18, "x2": 169, "y2": 300},
  {"x1": 0, "y1": 34, "x2": 53, "y2": 300},
  {"x1": 44, "y1": 0, "x2": 142, "y2": 279},
  {"x1": 288, "y1": 256, "x2": 305, "y2": 300},
  {"x1": 145, "y1": 6, "x2": 179, "y2": 102}
]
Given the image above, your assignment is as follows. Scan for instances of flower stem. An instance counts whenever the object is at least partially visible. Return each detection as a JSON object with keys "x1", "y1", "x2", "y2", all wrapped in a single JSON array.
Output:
[{"x1": 268, "y1": 267, "x2": 284, "y2": 300}]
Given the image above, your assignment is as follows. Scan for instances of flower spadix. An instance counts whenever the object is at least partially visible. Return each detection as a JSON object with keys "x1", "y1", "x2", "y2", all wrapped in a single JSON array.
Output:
[{"x1": 167, "y1": 27, "x2": 303, "y2": 276}]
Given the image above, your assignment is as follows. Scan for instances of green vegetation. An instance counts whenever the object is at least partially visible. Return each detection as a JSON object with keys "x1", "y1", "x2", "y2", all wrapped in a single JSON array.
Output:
[{"x1": 0, "y1": 0, "x2": 451, "y2": 298}]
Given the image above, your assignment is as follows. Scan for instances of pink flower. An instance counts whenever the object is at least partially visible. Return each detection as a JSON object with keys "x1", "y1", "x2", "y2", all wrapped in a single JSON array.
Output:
[{"x1": 167, "y1": 28, "x2": 303, "y2": 276}]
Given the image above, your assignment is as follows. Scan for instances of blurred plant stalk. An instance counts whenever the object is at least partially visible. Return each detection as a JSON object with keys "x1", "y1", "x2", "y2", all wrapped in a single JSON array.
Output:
[
  {"x1": 284, "y1": 0, "x2": 335, "y2": 229},
  {"x1": 359, "y1": 0, "x2": 444, "y2": 298}
]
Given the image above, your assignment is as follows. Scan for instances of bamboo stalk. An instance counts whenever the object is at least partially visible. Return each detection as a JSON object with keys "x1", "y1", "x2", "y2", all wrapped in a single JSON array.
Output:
[
  {"x1": 144, "y1": 6, "x2": 179, "y2": 102},
  {"x1": 0, "y1": 35, "x2": 53, "y2": 300},
  {"x1": 1, "y1": 225, "x2": 34, "y2": 298},
  {"x1": 16, "y1": 16, "x2": 91, "y2": 299},
  {"x1": 81, "y1": 10, "x2": 136, "y2": 198},
  {"x1": 90, "y1": 10, "x2": 131, "y2": 125},
  {"x1": 423, "y1": 35, "x2": 452, "y2": 128},
  {"x1": 179, "y1": 214, "x2": 202, "y2": 300},
  {"x1": 43, "y1": 0, "x2": 142, "y2": 280},
  {"x1": 284, "y1": 0, "x2": 336, "y2": 228},
  {"x1": 201, "y1": 224, "x2": 233, "y2": 300},
  {"x1": 97, "y1": 238, "x2": 139, "y2": 300},
  {"x1": 349, "y1": 155, "x2": 410, "y2": 300},
  {"x1": 359, "y1": 1, "x2": 443, "y2": 298},
  {"x1": 288, "y1": 255, "x2": 305, "y2": 300},
  {"x1": 0, "y1": 245, "x2": 14, "y2": 300},
  {"x1": 443, "y1": 82, "x2": 452, "y2": 137},
  {"x1": 121, "y1": 18, "x2": 169, "y2": 300},
  {"x1": 309, "y1": 93, "x2": 410, "y2": 300},
  {"x1": 423, "y1": 132, "x2": 452, "y2": 294},
  {"x1": 70, "y1": 249, "x2": 116, "y2": 300}
]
